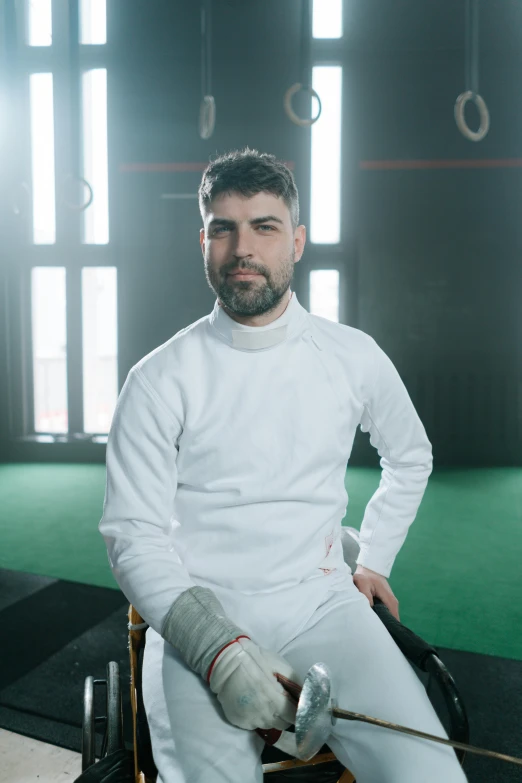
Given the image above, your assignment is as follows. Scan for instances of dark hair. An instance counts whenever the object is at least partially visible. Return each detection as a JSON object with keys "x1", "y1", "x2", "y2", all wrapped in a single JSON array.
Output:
[{"x1": 198, "y1": 147, "x2": 299, "y2": 231}]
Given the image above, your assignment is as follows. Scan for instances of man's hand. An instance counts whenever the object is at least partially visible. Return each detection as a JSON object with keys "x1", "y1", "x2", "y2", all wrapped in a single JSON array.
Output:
[
  {"x1": 209, "y1": 638, "x2": 299, "y2": 730},
  {"x1": 353, "y1": 565, "x2": 400, "y2": 622}
]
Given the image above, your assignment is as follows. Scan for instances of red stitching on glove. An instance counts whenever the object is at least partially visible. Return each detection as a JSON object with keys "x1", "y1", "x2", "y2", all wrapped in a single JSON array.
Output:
[{"x1": 206, "y1": 635, "x2": 250, "y2": 683}]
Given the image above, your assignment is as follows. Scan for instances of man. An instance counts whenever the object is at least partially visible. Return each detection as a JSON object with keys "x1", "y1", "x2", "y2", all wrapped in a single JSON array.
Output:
[{"x1": 99, "y1": 148, "x2": 468, "y2": 782}]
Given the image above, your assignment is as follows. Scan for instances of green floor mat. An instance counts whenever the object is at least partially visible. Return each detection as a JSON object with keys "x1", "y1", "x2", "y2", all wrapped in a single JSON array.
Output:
[{"x1": 0, "y1": 463, "x2": 521, "y2": 660}]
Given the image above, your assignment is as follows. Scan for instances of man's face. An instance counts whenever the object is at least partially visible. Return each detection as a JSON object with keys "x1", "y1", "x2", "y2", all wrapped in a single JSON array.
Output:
[{"x1": 200, "y1": 191, "x2": 306, "y2": 318}]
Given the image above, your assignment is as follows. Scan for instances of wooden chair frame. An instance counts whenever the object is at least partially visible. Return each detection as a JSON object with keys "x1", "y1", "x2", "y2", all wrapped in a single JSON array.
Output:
[{"x1": 128, "y1": 605, "x2": 354, "y2": 783}]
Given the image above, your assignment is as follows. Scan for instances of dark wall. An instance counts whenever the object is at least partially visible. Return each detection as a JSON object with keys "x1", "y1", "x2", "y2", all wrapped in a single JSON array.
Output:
[{"x1": 1, "y1": 0, "x2": 522, "y2": 465}]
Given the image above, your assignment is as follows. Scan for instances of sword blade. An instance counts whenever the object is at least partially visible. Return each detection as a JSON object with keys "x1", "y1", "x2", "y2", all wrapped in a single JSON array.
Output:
[{"x1": 332, "y1": 707, "x2": 522, "y2": 767}]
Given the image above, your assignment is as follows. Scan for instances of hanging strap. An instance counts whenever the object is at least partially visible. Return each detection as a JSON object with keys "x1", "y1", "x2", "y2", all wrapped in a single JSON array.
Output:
[
  {"x1": 283, "y1": 0, "x2": 322, "y2": 127},
  {"x1": 62, "y1": 0, "x2": 93, "y2": 211},
  {"x1": 201, "y1": 0, "x2": 212, "y2": 98},
  {"x1": 299, "y1": 0, "x2": 312, "y2": 91},
  {"x1": 454, "y1": 0, "x2": 489, "y2": 142},
  {"x1": 465, "y1": 0, "x2": 479, "y2": 96},
  {"x1": 199, "y1": 0, "x2": 216, "y2": 140}
]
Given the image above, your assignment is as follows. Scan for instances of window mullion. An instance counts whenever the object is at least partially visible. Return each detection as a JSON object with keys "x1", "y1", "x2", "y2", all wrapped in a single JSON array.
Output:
[
  {"x1": 65, "y1": 264, "x2": 84, "y2": 434},
  {"x1": 53, "y1": 0, "x2": 82, "y2": 247}
]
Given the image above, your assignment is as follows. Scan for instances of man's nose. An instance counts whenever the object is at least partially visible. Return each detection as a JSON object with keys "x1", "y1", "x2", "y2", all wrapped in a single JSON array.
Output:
[{"x1": 232, "y1": 226, "x2": 256, "y2": 256}]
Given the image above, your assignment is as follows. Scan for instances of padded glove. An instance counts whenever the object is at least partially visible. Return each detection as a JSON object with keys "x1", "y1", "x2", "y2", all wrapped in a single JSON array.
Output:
[
  {"x1": 208, "y1": 636, "x2": 298, "y2": 730},
  {"x1": 161, "y1": 586, "x2": 299, "y2": 730}
]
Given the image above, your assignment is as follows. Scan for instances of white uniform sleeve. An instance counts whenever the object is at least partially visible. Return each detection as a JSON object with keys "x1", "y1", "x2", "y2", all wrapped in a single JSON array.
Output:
[
  {"x1": 99, "y1": 366, "x2": 195, "y2": 632},
  {"x1": 356, "y1": 339, "x2": 433, "y2": 578}
]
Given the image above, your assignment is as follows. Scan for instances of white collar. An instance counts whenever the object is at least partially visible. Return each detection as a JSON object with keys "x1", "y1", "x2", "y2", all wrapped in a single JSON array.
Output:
[{"x1": 208, "y1": 289, "x2": 309, "y2": 351}]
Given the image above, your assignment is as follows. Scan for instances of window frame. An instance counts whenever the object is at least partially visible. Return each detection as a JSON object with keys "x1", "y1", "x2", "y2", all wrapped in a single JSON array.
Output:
[{"x1": 1, "y1": 0, "x2": 112, "y2": 460}]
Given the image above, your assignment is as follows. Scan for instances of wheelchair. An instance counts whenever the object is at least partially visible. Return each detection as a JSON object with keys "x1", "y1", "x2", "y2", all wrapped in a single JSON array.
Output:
[{"x1": 79, "y1": 528, "x2": 470, "y2": 782}]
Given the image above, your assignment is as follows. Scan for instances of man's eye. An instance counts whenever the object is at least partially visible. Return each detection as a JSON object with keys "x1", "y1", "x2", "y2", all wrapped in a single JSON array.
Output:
[{"x1": 213, "y1": 225, "x2": 274, "y2": 234}]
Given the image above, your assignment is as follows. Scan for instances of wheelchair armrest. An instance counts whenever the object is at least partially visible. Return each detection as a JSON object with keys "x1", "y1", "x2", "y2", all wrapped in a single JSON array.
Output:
[
  {"x1": 371, "y1": 597, "x2": 470, "y2": 757},
  {"x1": 371, "y1": 597, "x2": 437, "y2": 672}
]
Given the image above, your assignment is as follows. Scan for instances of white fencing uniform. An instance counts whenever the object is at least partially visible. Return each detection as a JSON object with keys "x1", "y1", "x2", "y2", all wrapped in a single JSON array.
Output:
[{"x1": 99, "y1": 290, "x2": 467, "y2": 782}]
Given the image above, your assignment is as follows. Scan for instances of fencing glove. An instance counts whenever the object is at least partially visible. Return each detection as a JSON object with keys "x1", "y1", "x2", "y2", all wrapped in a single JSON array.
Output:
[{"x1": 161, "y1": 586, "x2": 299, "y2": 731}]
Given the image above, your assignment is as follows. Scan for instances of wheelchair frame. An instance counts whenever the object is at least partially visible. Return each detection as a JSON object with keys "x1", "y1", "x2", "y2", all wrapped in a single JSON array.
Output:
[{"x1": 82, "y1": 602, "x2": 470, "y2": 782}]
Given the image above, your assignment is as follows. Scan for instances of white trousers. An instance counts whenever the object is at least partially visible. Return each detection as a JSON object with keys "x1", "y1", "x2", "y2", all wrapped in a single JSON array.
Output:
[{"x1": 142, "y1": 583, "x2": 469, "y2": 783}]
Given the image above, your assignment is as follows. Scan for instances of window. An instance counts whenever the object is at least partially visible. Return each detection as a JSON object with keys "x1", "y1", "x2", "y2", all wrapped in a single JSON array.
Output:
[
  {"x1": 82, "y1": 69, "x2": 109, "y2": 244},
  {"x1": 30, "y1": 73, "x2": 56, "y2": 244},
  {"x1": 313, "y1": 0, "x2": 343, "y2": 39},
  {"x1": 310, "y1": 66, "x2": 343, "y2": 244},
  {"x1": 82, "y1": 268, "x2": 118, "y2": 433},
  {"x1": 32, "y1": 268, "x2": 68, "y2": 433},
  {"x1": 14, "y1": 0, "x2": 114, "y2": 447},
  {"x1": 308, "y1": 3, "x2": 347, "y2": 324},
  {"x1": 309, "y1": 270, "x2": 340, "y2": 322},
  {"x1": 80, "y1": 0, "x2": 107, "y2": 45},
  {"x1": 26, "y1": 0, "x2": 52, "y2": 46}
]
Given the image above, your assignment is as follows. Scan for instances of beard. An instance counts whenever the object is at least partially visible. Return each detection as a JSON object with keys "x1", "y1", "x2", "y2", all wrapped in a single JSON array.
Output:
[{"x1": 204, "y1": 248, "x2": 296, "y2": 318}]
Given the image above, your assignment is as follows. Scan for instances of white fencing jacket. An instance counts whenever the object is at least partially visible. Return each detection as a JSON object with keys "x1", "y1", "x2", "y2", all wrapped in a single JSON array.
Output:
[{"x1": 99, "y1": 290, "x2": 433, "y2": 651}]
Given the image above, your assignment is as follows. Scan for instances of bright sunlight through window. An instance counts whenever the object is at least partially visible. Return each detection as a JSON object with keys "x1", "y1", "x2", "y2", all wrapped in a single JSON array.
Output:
[
  {"x1": 82, "y1": 267, "x2": 118, "y2": 433},
  {"x1": 310, "y1": 66, "x2": 342, "y2": 244},
  {"x1": 26, "y1": 0, "x2": 52, "y2": 46},
  {"x1": 312, "y1": 0, "x2": 343, "y2": 38},
  {"x1": 32, "y1": 268, "x2": 68, "y2": 433},
  {"x1": 82, "y1": 69, "x2": 109, "y2": 244},
  {"x1": 80, "y1": 0, "x2": 107, "y2": 44},
  {"x1": 309, "y1": 269, "x2": 340, "y2": 322},
  {"x1": 30, "y1": 73, "x2": 56, "y2": 244}
]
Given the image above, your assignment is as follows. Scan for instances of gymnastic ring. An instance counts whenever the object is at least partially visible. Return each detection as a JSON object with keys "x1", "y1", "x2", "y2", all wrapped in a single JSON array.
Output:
[
  {"x1": 284, "y1": 82, "x2": 322, "y2": 127},
  {"x1": 62, "y1": 175, "x2": 94, "y2": 211},
  {"x1": 454, "y1": 91, "x2": 490, "y2": 142},
  {"x1": 199, "y1": 95, "x2": 216, "y2": 140},
  {"x1": 11, "y1": 181, "x2": 31, "y2": 216}
]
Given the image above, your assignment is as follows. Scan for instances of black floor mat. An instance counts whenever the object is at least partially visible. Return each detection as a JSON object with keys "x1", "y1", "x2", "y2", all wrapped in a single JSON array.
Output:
[
  {"x1": 0, "y1": 568, "x2": 131, "y2": 757},
  {"x1": 1, "y1": 567, "x2": 521, "y2": 782}
]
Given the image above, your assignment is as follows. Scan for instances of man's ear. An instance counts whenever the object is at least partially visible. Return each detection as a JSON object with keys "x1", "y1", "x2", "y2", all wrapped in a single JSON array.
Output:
[{"x1": 294, "y1": 224, "x2": 306, "y2": 262}]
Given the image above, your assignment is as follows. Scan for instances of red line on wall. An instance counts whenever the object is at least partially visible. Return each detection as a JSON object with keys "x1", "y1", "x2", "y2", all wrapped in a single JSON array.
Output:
[{"x1": 359, "y1": 159, "x2": 522, "y2": 170}]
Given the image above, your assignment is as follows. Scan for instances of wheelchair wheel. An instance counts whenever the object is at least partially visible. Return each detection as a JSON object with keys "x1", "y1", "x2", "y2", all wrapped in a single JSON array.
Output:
[
  {"x1": 81, "y1": 661, "x2": 124, "y2": 773},
  {"x1": 105, "y1": 661, "x2": 124, "y2": 756},
  {"x1": 82, "y1": 676, "x2": 95, "y2": 772}
]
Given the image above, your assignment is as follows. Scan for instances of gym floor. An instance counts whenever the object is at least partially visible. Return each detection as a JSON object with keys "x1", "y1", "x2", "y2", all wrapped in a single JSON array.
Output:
[
  {"x1": 1, "y1": 464, "x2": 521, "y2": 782},
  {"x1": 0, "y1": 729, "x2": 81, "y2": 783}
]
